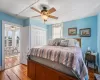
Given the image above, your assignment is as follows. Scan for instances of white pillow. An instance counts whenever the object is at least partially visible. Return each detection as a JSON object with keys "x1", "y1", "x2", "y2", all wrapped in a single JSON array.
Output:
[{"x1": 65, "y1": 39, "x2": 80, "y2": 47}]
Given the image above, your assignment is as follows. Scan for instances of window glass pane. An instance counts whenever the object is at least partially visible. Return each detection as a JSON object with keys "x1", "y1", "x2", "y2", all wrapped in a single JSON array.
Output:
[
  {"x1": 15, "y1": 30, "x2": 20, "y2": 47},
  {"x1": 8, "y1": 30, "x2": 12, "y2": 40},
  {"x1": 8, "y1": 39, "x2": 12, "y2": 46},
  {"x1": 53, "y1": 26, "x2": 62, "y2": 39}
]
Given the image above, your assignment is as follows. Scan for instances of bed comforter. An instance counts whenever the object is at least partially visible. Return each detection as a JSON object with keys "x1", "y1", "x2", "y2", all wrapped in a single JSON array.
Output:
[{"x1": 29, "y1": 46, "x2": 88, "y2": 80}]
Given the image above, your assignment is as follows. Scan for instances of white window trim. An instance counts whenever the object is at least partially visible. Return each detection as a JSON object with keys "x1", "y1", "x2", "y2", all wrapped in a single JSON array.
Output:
[{"x1": 52, "y1": 23, "x2": 63, "y2": 39}]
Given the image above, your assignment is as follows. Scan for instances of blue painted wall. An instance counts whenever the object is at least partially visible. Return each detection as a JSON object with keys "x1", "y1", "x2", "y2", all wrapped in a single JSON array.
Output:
[
  {"x1": 29, "y1": 18, "x2": 47, "y2": 29},
  {"x1": 0, "y1": 12, "x2": 24, "y2": 66},
  {"x1": 0, "y1": 11, "x2": 98, "y2": 69},
  {"x1": 97, "y1": 14, "x2": 100, "y2": 71},
  {"x1": 24, "y1": 18, "x2": 47, "y2": 29},
  {"x1": 47, "y1": 16, "x2": 97, "y2": 54},
  {"x1": 23, "y1": 18, "x2": 30, "y2": 27}
]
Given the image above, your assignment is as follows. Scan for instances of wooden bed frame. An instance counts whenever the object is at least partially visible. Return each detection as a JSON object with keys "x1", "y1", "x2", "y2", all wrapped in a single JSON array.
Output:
[
  {"x1": 27, "y1": 38, "x2": 81, "y2": 80},
  {"x1": 27, "y1": 59, "x2": 78, "y2": 80},
  {"x1": 74, "y1": 38, "x2": 81, "y2": 47}
]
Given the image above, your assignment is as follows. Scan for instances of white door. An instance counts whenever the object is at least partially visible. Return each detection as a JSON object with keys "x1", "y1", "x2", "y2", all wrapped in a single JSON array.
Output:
[
  {"x1": 30, "y1": 27, "x2": 47, "y2": 48},
  {"x1": 20, "y1": 27, "x2": 30, "y2": 65}
]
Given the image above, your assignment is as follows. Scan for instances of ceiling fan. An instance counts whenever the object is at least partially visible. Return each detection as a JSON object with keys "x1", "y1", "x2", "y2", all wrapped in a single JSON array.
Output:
[{"x1": 31, "y1": 6, "x2": 58, "y2": 22}]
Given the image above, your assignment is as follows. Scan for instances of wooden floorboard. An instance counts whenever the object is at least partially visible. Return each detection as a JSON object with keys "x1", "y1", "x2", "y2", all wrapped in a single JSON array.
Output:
[
  {"x1": 5, "y1": 69, "x2": 20, "y2": 80},
  {"x1": 0, "y1": 71, "x2": 10, "y2": 80},
  {"x1": 11, "y1": 66, "x2": 30, "y2": 80},
  {"x1": 0, "y1": 64, "x2": 99, "y2": 80}
]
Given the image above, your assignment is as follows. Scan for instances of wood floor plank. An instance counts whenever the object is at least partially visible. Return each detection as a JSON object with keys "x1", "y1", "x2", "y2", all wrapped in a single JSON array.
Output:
[
  {"x1": 0, "y1": 64, "x2": 99, "y2": 80},
  {"x1": 5, "y1": 69, "x2": 20, "y2": 80},
  {"x1": 0, "y1": 71, "x2": 10, "y2": 80},
  {"x1": 11, "y1": 66, "x2": 31, "y2": 80},
  {"x1": 16, "y1": 65, "x2": 27, "y2": 76}
]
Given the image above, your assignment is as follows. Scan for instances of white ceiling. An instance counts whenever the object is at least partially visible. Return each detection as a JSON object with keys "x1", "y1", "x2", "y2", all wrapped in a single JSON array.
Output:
[{"x1": 0, "y1": 0, "x2": 100, "y2": 24}]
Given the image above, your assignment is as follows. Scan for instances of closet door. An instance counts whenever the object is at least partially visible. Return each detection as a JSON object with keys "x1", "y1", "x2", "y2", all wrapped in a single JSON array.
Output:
[{"x1": 31, "y1": 27, "x2": 47, "y2": 48}]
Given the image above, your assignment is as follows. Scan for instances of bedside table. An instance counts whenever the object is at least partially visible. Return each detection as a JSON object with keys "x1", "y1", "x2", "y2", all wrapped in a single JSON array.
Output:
[{"x1": 85, "y1": 53, "x2": 98, "y2": 72}]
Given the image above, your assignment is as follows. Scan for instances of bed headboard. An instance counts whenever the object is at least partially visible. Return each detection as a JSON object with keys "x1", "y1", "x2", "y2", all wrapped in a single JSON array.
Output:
[{"x1": 74, "y1": 38, "x2": 81, "y2": 47}]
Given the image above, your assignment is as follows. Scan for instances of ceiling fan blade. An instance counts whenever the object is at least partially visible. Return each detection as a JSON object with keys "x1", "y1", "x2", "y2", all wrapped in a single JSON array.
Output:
[
  {"x1": 48, "y1": 15, "x2": 58, "y2": 19},
  {"x1": 32, "y1": 15, "x2": 41, "y2": 18},
  {"x1": 31, "y1": 7, "x2": 41, "y2": 14},
  {"x1": 48, "y1": 7, "x2": 56, "y2": 14}
]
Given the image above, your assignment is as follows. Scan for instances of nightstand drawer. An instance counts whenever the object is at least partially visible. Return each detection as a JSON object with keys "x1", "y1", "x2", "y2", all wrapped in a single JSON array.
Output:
[{"x1": 85, "y1": 54, "x2": 95, "y2": 62}]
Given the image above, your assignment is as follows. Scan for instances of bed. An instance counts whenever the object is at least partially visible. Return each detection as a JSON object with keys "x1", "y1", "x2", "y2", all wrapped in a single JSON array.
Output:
[{"x1": 27, "y1": 38, "x2": 88, "y2": 80}]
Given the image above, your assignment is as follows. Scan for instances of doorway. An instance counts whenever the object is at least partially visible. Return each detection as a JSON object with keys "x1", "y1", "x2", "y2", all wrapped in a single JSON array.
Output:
[{"x1": 4, "y1": 23, "x2": 20, "y2": 69}]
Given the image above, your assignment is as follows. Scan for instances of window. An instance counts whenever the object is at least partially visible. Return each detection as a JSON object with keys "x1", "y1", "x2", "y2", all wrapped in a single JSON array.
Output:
[
  {"x1": 52, "y1": 23, "x2": 63, "y2": 39},
  {"x1": 5, "y1": 30, "x2": 13, "y2": 47},
  {"x1": 15, "y1": 30, "x2": 20, "y2": 47}
]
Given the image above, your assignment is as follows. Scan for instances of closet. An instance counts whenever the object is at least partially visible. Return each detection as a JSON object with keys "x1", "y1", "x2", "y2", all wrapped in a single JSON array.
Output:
[
  {"x1": 30, "y1": 27, "x2": 47, "y2": 48},
  {"x1": 20, "y1": 26, "x2": 47, "y2": 65}
]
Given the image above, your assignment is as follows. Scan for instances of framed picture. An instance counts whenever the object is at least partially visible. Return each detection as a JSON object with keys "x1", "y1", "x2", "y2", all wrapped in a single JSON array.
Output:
[
  {"x1": 68, "y1": 28, "x2": 77, "y2": 35},
  {"x1": 80, "y1": 28, "x2": 91, "y2": 37}
]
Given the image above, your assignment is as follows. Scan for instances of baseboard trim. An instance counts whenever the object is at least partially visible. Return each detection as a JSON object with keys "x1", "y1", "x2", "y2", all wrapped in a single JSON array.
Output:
[{"x1": 0, "y1": 66, "x2": 2, "y2": 71}]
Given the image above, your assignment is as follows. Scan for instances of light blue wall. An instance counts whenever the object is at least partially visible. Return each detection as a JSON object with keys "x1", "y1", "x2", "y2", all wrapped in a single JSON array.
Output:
[
  {"x1": 47, "y1": 25, "x2": 52, "y2": 40},
  {"x1": 47, "y1": 16, "x2": 97, "y2": 54},
  {"x1": 24, "y1": 18, "x2": 47, "y2": 29},
  {"x1": 97, "y1": 14, "x2": 100, "y2": 71},
  {"x1": 0, "y1": 11, "x2": 98, "y2": 68},
  {"x1": 29, "y1": 18, "x2": 47, "y2": 29},
  {"x1": 23, "y1": 18, "x2": 30, "y2": 27},
  {"x1": 0, "y1": 12, "x2": 24, "y2": 66}
]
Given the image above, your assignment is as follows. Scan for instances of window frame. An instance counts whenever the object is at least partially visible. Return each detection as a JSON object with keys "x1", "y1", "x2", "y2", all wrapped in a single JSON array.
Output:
[{"x1": 52, "y1": 23, "x2": 63, "y2": 39}]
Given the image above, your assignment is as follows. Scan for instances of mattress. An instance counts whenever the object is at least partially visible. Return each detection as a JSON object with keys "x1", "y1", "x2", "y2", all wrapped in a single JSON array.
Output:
[{"x1": 29, "y1": 55, "x2": 80, "y2": 79}]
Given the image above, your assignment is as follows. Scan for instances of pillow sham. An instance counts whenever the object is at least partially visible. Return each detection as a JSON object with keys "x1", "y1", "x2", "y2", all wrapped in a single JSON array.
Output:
[
  {"x1": 65, "y1": 39, "x2": 80, "y2": 47},
  {"x1": 48, "y1": 40, "x2": 54, "y2": 46},
  {"x1": 60, "y1": 40, "x2": 69, "y2": 47},
  {"x1": 53, "y1": 38, "x2": 65, "y2": 46},
  {"x1": 48, "y1": 38, "x2": 65, "y2": 46}
]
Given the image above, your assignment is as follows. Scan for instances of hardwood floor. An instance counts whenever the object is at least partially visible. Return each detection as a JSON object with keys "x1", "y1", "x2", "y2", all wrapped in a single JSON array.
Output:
[
  {"x1": 0, "y1": 64, "x2": 98, "y2": 80},
  {"x1": 0, "y1": 64, "x2": 31, "y2": 80},
  {"x1": 88, "y1": 68, "x2": 98, "y2": 80},
  {"x1": 5, "y1": 54, "x2": 20, "y2": 69}
]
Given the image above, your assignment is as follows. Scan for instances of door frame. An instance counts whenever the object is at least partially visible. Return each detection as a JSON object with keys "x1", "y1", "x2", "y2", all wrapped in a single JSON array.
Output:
[{"x1": 2, "y1": 20, "x2": 23, "y2": 70}]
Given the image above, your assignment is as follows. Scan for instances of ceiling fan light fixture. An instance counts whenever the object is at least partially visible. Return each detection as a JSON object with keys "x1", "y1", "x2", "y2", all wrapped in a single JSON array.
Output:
[{"x1": 41, "y1": 15, "x2": 48, "y2": 20}]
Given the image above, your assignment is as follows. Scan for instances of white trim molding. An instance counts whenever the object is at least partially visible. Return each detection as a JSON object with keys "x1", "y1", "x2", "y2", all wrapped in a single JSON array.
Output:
[
  {"x1": 0, "y1": 66, "x2": 2, "y2": 71},
  {"x1": 2, "y1": 20, "x2": 23, "y2": 70},
  {"x1": 52, "y1": 23, "x2": 63, "y2": 39},
  {"x1": 2, "y1": 21, "x2": 5, "y2": 70}
]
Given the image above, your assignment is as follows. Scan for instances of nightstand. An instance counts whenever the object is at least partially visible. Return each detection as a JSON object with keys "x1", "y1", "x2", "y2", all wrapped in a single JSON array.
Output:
[{"x1": 85, "y1": 53, "x2": 98, "y2": 72}]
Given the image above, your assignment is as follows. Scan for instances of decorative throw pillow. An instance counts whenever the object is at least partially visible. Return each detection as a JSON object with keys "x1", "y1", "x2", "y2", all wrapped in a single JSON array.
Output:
[
  {"x1": 60, "y1": 40, "x2": 69, "y2": 47},
  {"x1": 48, "y1": 40, "x2": 54, "y2": 46},
  {"x1": 52, "y1": 38, "x2": 65, "y2": 46}
]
